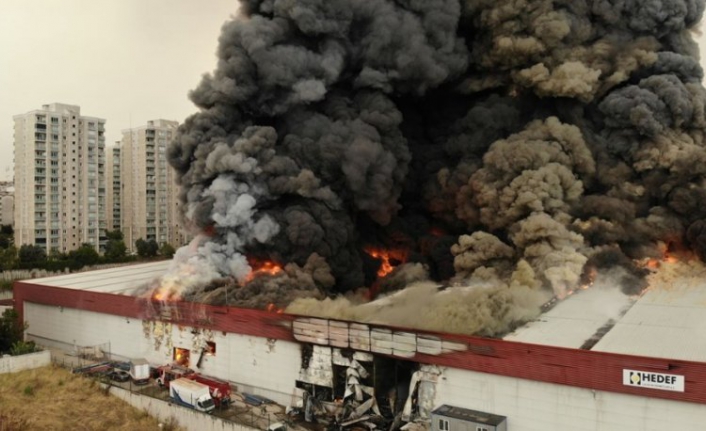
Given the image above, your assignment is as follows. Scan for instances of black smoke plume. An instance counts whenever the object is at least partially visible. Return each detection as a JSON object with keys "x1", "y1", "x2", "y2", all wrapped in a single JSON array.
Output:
[{"x1": 161, "y1": 0, "x2": 706, "y2": 335}]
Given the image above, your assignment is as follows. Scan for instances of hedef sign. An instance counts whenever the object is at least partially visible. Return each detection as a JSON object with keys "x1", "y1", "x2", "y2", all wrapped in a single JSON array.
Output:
[{"x1": 623, "y1": 369, "x2": 685, "y2": 392}]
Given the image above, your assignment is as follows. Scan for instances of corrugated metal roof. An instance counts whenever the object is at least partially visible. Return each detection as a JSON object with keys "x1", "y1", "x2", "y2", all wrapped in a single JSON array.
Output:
[
  {"x1": 503, "y1": 283, "x2": 635, "y2": 349},
  {"x1": 592, "y1": 276, "x2": 706, "y2": 362},
  {"x1": 25, "y1": 261, "x2": 171, "y2": 295},
  {"x1": 504, "y1": 270, "x2": 706, "y2": 363}
]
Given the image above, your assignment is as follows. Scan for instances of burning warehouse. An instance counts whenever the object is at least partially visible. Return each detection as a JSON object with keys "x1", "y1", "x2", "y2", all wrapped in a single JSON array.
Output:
[
  {"x1": 13, "y1": 0, "x2": 706, "y2": 429},
  {"x1": 12, "y1": 258, "x2": 706, "y2": 430}
]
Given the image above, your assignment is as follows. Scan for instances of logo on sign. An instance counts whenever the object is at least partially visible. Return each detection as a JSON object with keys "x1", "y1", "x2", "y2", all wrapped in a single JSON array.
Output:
[{"x1": 623, "y1": 369, "x2": 685, "y2": 392}]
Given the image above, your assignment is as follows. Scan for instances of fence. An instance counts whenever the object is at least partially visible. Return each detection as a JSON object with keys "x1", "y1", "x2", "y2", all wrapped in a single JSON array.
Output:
[
  {"x1": 48, "y1": 350, "x2": 292, "y2": 431},
  {"x1": 27, "y1": 334, "x2": 111, "y2": 362}
]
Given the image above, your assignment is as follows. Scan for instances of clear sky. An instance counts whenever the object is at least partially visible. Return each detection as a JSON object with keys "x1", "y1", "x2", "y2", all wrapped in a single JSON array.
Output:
[
  {"x1": 1, "y1": 2, "x2": 706, "y2": 183},
  {"x1": 0, "y1": 0, "x2": 238, "y2": 181}
]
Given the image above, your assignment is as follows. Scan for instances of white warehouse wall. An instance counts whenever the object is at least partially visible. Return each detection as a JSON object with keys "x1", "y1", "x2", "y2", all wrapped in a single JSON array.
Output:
[
  {"x1": 25, "y1": 301, "x2": 706, "y2": 429},
  {"x1": 435, "y1": 367, "x2": 706, "y2": 431},
  {"x1": 24, "y1": 302, "x2": 302, "y2": 405}
]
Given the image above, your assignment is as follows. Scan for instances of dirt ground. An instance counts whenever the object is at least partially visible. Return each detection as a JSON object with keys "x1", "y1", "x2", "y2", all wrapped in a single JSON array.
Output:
[{"x1": 0, "y1": 365, "x2": 184, "y2": 431}]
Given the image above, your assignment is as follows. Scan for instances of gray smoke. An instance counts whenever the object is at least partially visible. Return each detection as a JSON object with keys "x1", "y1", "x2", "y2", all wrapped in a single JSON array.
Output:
[{"x1": 161, "y1": 0, "x2": 706, "y2": 336}]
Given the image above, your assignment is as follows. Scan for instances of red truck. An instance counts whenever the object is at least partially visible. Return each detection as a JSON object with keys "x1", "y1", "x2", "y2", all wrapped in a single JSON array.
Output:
[
  {"x1": 156, "y1": 364, "x2": 194, "y2": 388},
  {"x1": 188, "y1": 373, "x2": 232, "y2": 407}
]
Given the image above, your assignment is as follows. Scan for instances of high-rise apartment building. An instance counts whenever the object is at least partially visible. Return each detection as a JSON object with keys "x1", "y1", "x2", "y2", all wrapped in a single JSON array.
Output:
[
  {"x1": 117, "y1": 119, "x2": 186, "y2": 251},
  {"x1": 13, "y1": 103, "x2": 106, "y2": 253},
  {"x1": 105, "y1": 143, "x2": 121, "y2": 232},
  {"x1": 0, "y1": 181, "x2": 14, "y2": 226}
]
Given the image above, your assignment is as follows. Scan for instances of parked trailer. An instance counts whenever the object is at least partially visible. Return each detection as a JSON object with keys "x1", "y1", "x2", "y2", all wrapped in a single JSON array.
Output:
[
  {"x1": 129, "y1": 358, "x2": 151, "y2": 385},
  {"x1": 169, "y1": 378, "x2": 215, "y2": 413}
]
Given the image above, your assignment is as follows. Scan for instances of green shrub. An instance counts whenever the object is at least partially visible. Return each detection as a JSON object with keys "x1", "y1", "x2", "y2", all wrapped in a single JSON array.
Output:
[
  {"x1": 0, "y1": 279, "x2": 13, "y2": 292},
  {"x1": 0, "y1": 308, "x2": 27, "y2": 354},
  {"x1": 10, "y1": 340, "x2": 39, "y2": 356}
]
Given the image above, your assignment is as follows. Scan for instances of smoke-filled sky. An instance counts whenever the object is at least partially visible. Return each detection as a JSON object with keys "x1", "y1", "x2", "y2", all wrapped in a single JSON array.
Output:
[
  {"x1": 0, "y1": 0, "x2": 236, "y2": 181},
  {"x1": 6, "y1": 1, "x2": 706, "y2": 335},
  {"x1": 150, "y1": 0, "x2": 706, "y2": 337}
]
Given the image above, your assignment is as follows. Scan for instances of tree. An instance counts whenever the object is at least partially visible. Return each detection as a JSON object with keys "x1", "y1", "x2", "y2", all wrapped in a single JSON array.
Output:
[
  {"x1": 159, "y1": 242, "x2": 176, "y2": 258},
  {"x1": 0, "y1": 308, "x2": 26, "y2": 354},
  {"x1": 0, "y1": 225, "x2": 13, "y2": 249},
  {"x1": 68, "y1": 243, "x2": 100, "y2": 268},
  {"x1": 105, "y1": 229, "x2": 123, "y2": 241},
  {"x1": 18, "y1": 244, "x2": 47, "y2": 269},
  {"x1": 45, "y1": 250, "x2": 70, "y2": 272},
  {"x1": 104, "y1": 238, "x2": 128, "y2": 262},
  {"x1": 135, "y1": 238, "x2": 159, "y2": 258},
  {"x1": 0, "y1": 246, "x2": 17, "y2": 271}
]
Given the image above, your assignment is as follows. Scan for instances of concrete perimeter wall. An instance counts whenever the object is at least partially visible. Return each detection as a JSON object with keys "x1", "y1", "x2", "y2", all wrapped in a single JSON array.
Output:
[
  {"x1": 107, "y1": 385, "x2": 257, "y2": 431},
  {"x1": 0, "y1": 350, "x2": 51, "y2": 374}
]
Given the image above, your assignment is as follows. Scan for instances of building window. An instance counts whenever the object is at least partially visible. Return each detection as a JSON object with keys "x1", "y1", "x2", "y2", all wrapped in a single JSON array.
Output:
[
  {"x1": 475, "y1": 428, "x2": 488, "y2": 431},
  {"x1": 205, "y1": 341, "x2": 216, "y2": 356},
  {"x1": 173, "y1": 347, "x2": 190, "y2": 367},
  {"x1": 439, "y1": 420, "x2": 449, "y2": 431}
]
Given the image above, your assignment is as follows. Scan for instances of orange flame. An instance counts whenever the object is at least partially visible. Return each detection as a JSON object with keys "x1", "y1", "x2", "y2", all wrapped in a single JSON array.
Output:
[
  {"x1": 266, "y1": 303, "x2": 284, "y2": 314},
  {"x1": 152, "y1": 288, "x2": 180, "y2": 302},
  {"x1": 153, "y1": 290, "x2": 167, "y2": 301},
  {"x1": 643, "y1": 248, "x2": 684, "y2": 270},
  {"x1": 244, "y1": 258, "x2": 283, "y2": 283},
  {"x1": 365, "y1": 247, "x2": 407, "y2": 278},
  {"x1": 645, "y1": 258, "x2": 660, "y2": 269},
  {"x1": 151, "y1": 280, "x2": 182, "y2": 302}
]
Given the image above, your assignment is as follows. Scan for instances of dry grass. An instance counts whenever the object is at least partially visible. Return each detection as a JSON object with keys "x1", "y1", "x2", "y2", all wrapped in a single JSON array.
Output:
[{"x1": 0, "y1": 365, "x2": 183, "y2": 431}]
